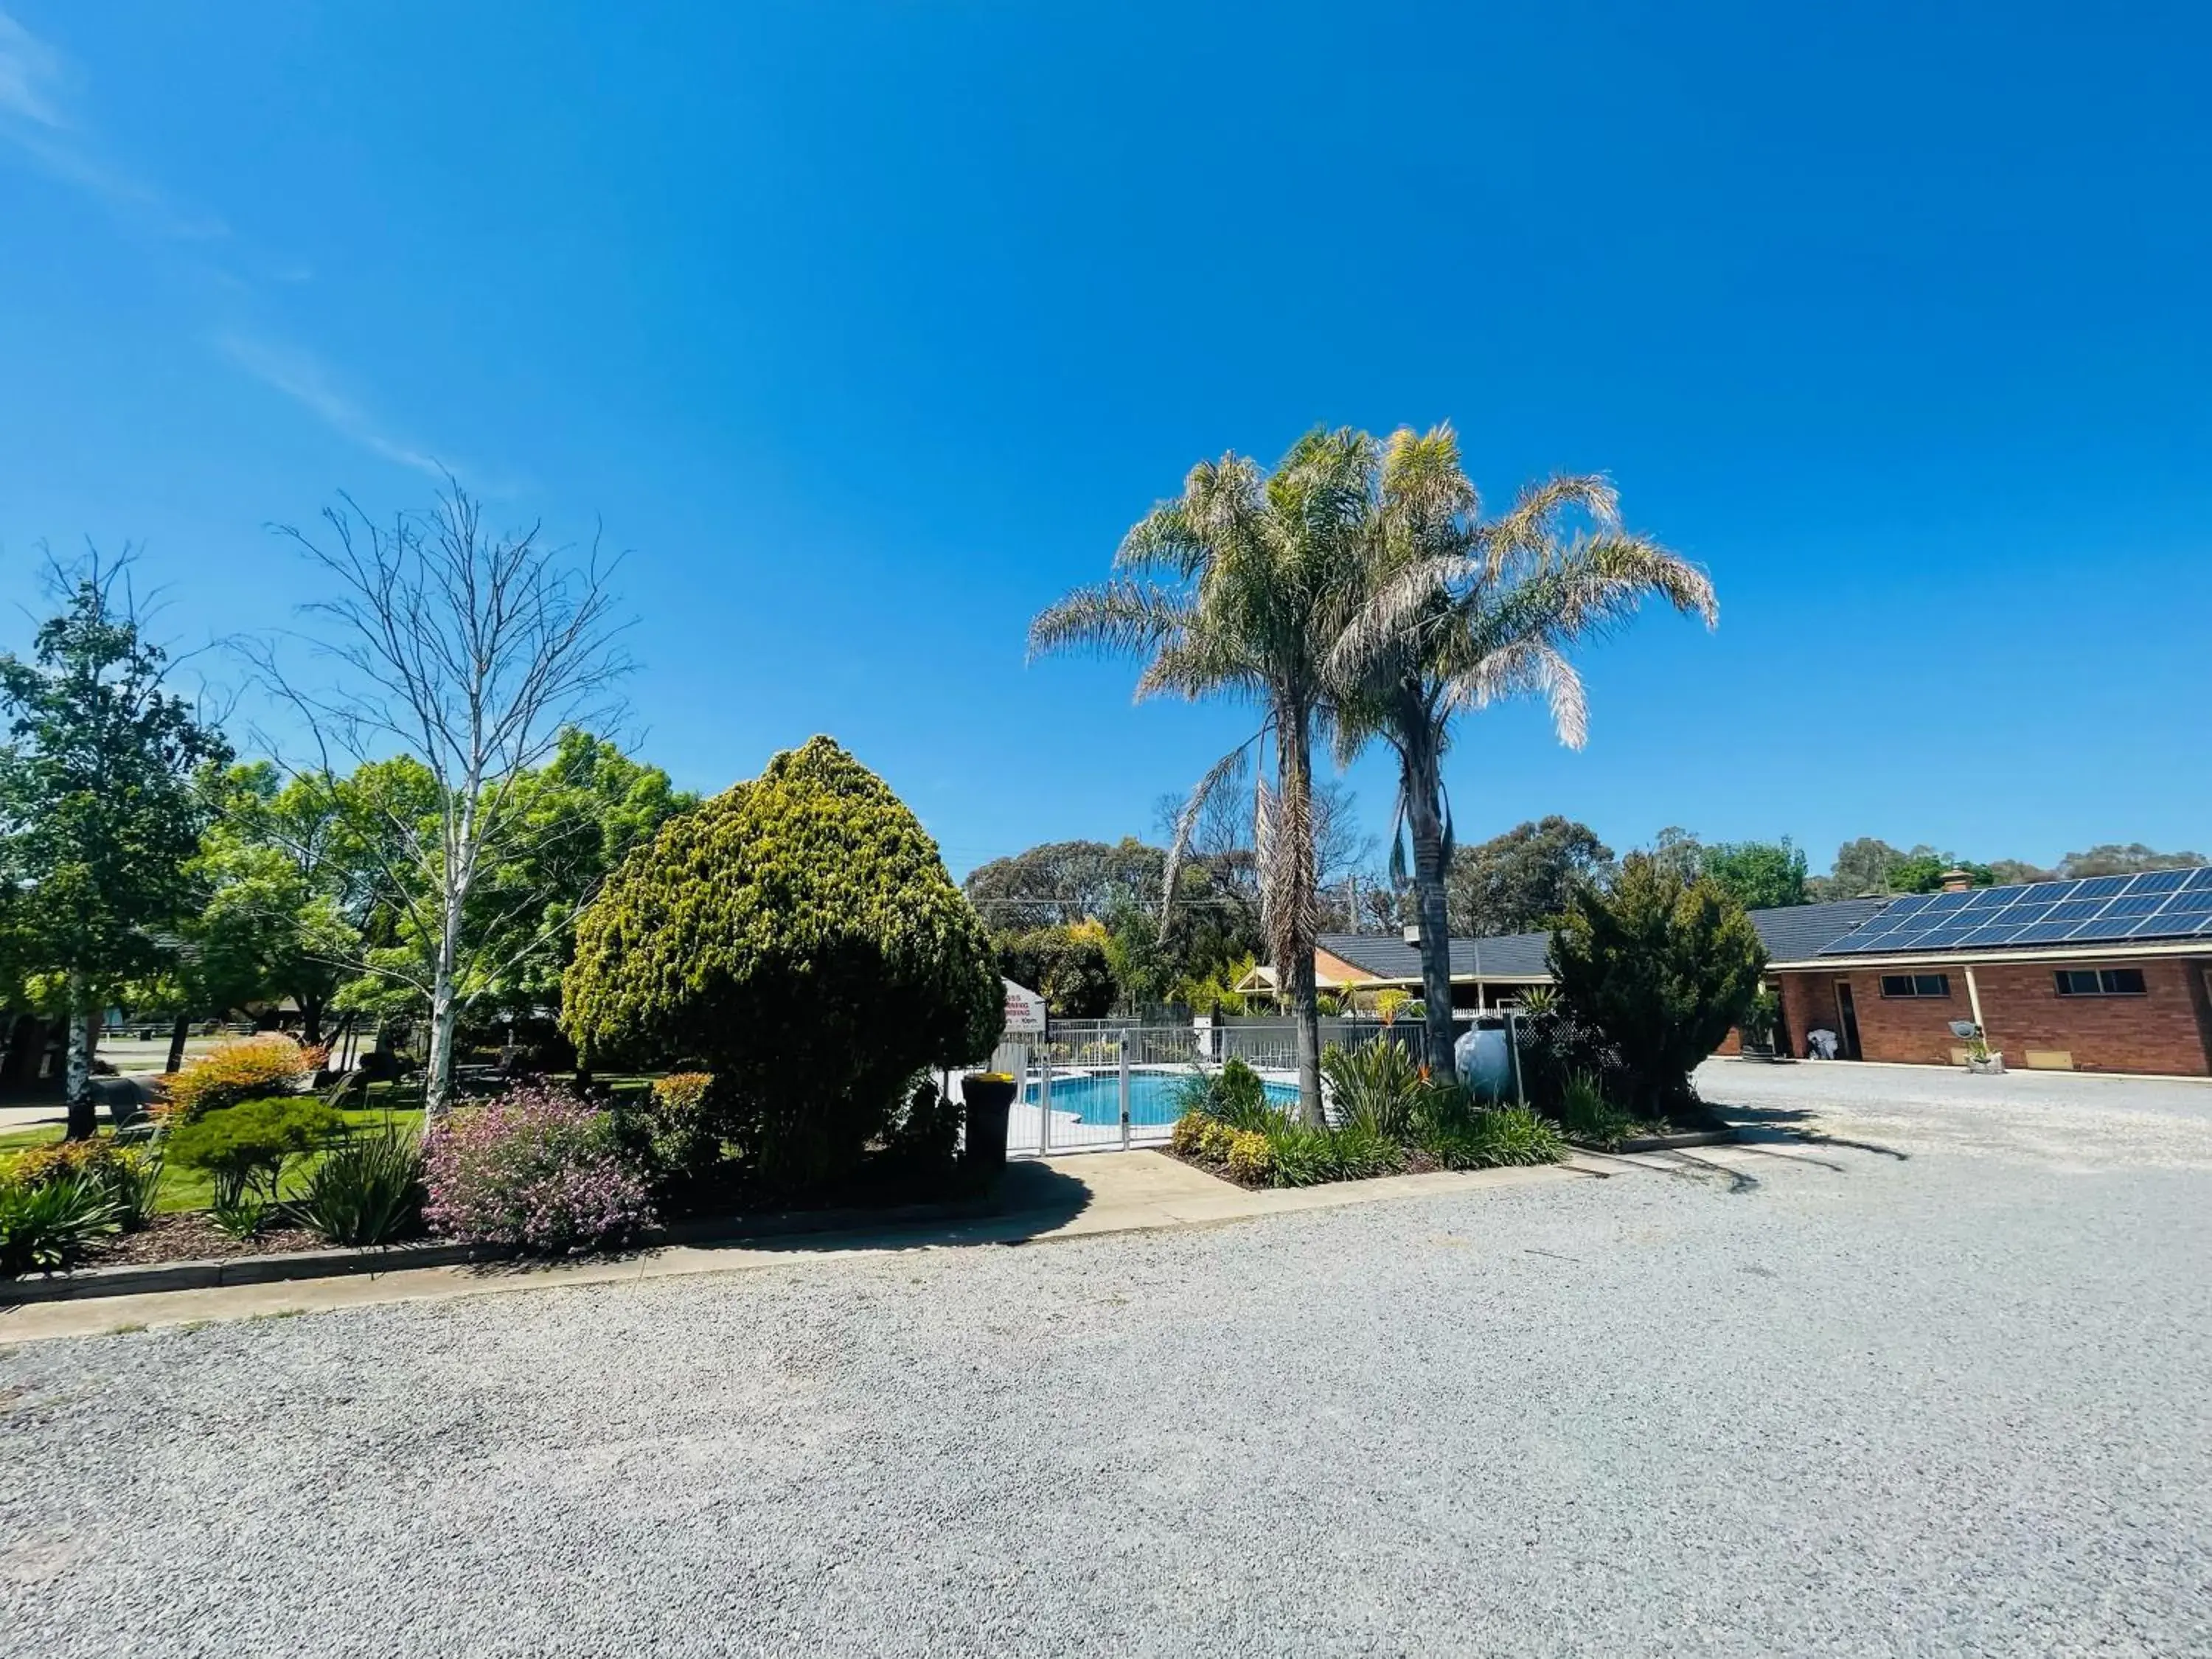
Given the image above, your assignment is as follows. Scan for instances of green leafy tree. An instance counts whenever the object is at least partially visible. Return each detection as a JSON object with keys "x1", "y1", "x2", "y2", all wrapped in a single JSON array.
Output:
[
  {"x1": 1698, "y1": 838, "x2": 1809, "y2": 910},
  {"x1": 1548, "y1": 853, "x2": 1766, "y2": 1118},
  {"x1": 0, "y1": 557, "x2": 231, "y2": 1136},
  {"x1": 1029, "y1": 431, "x2": 1378, "y2": 1125},
  {"x1": 1817, "y1": 835, "x2": 1909, "y2": 898},
  {"x1": 462, "y1": 728, "x2": 694, "y2": 1012},
  {"x1": 993, "y1": 921, "x2": 1117, "y2": 1019},
  {"x1": 178, "y1": 763, "x2": 364, "y2": 1046},
  {"x1": 962, "y1": 838, "x2": 1166, "y2": 932},
  {"x1": 563, "y1": 737, "x2": 1002, "y2": 1189},
  {"x1": 1445, "y1": 817, "x2": 1615, "y2": 936},
  {"x1": 2056, "y1": 843, "x2": 2206, "y2": 878},
  {"x1": 1328, "y1": 424, "x2": 1714, "y2": 1074},
  {"x1": 1890, "y1": 852, "x2": 1993, "y2": 893},
  {"x1": 255, "y1": 485, "x2": 630, "y2": 1117}
]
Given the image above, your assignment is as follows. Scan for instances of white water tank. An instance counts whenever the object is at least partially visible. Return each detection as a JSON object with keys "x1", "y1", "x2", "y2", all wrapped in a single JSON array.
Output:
[{"x1": 1453, "y1": 1015, "x2": 1513, "y2": 1099}]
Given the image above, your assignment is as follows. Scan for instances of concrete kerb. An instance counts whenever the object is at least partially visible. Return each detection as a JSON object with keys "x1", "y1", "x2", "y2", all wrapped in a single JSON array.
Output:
[{"x1": 0, "y1": 1138, "x2": 1767, "y2": 1345}]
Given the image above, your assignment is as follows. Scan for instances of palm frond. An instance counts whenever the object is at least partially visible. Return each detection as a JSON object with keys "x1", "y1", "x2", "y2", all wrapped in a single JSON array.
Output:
[
  {"x1": 1442, "y1": 637, "x2": 1590, "y2": 748},
  {"x1": 1159, "y1": 736, "x2": 1263, "y2": 933},
  {"x1": 1026, "y1": 580, "x2": 1194, "y2": 664}
]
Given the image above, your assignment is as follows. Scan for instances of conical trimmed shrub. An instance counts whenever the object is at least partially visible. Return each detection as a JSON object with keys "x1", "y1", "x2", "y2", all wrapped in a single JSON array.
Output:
[{"x1": 563, "y1": 737, "x2": 1003, "y2": 1187}]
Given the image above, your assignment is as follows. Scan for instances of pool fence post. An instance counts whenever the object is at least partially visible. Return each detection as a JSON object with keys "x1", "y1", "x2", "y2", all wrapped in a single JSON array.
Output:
[
  {"x1": 1507, "y1": 1009, "x2": 1526, "y2": 1111},
  {"x1": 1119, "y1": 1029, "x2": 1133, "y2": 1152},
  {"x1": 1038, "y1": 1032, "x2": 1052, "y2": 1157}
]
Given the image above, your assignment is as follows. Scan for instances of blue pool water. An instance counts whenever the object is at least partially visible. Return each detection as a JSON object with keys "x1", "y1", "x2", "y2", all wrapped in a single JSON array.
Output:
[{"x1": 1023, "y1": 1071, "x2": 1300, "y2": 1127}]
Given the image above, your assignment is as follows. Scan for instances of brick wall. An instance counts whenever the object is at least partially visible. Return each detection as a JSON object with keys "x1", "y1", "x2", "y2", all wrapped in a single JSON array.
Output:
[
  {"x1": 1778, "y1": 958, "x2": 2212, "y2": 1076},
  {"x1": 1780, "y1": 973, "x2": 1840, "y2": 1059}
]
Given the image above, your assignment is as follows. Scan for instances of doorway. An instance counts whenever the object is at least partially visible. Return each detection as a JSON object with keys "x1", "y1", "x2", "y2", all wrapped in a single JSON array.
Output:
[{"x1": 1834, "y1": 980, "x2": 1863, "y2": 1060}]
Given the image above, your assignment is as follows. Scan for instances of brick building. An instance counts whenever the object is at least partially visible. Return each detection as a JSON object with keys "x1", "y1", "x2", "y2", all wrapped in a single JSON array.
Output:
[
  {"x1": 1279, "y1": 871, "x2": 2212, "y2": 1078},
  {"x1": 1768, "y1": 869, "x2": 2212, "y2": 1077}
]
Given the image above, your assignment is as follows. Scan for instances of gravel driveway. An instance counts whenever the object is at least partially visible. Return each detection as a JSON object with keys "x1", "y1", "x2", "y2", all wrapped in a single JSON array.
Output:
[{"x1": 6, "y1": 1069, "x2": 2210, "y2": 1657}]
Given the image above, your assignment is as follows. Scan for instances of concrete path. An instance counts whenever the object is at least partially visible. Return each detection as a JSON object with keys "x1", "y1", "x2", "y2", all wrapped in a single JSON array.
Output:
[{"x1": 0, "y1": 1150, "x2": 1615, "y2": 1344}]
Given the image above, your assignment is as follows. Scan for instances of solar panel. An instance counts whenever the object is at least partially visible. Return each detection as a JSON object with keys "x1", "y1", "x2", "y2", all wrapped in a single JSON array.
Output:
[
  {"x1": 2129, "y1": 914, "x2": 2195, "y2": 938},
  {"x1": 2003, "y1": 904, "x2": 2056, "y2": 926},
  {"x1": 2184, "y1": 867, "x2": 2212, "y2": 892},
  {"x1": 2048, "y1": 900, "x2": 2107, "y2": 922},
  {"x1": 1915, "y1": 923, "x2": 1978, "y2": 946},
  {"x1": 2031, "y1": 880, "x2": 2082, "y2": 905},
  {"x1": 1959, "y1": 924, "x2": 2026, "y2": 946},
  {"x1": 2071, "y1": 874, "x2": 2132, "y2": 900},
  {"x1": 2197, "y1": 913, "x2": 2212, "y2": 936},
  {"x1": 2011, "y1": 921, "x2": 2081, "y2": 944},
  {"x1": 1963, "y1": 886, "x2": 2013, "y2": 909},
  {"x1": 2163, "y1": 888, "x2": 2212, "y2": 914},
  {"x1": 2104, "y1": 894, "x2": 2167, "y2": 917},
  {"x1": 1885, "y1": 894, "x2": 1935, "y2": 914},
  {"x1": 2128, "y1": 868, "x2": 2192, "y2": 896},
  {"x1": 2067, "y1": 916, "x2": 2140, "y2": 941}
]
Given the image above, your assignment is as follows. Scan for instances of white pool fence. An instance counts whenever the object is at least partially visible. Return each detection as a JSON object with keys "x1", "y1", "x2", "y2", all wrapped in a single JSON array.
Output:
[{"x1": 959, "y1": 1016, "x2": 1458, "y2": 1158}]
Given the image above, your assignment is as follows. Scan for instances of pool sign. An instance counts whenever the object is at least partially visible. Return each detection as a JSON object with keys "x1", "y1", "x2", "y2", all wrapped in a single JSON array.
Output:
[{"x1": 1003, "y1": 978, "x2": 1047, "y2": 1035}]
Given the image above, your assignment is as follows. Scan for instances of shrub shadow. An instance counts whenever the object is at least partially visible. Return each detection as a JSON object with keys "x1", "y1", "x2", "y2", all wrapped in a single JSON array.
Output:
[
  {"x1": 1716, "y1": 1105, "x2": 1910, "y2": 1161},
  {"x1": 456, "y1": 1162, "x2": 1097, "y2": 1277}
]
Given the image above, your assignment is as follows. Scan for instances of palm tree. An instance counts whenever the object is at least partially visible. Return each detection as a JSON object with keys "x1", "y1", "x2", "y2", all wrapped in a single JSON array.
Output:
[
  {"x1": 1029, "y1": 431, "x2": 1374, "y2": 1127},
  {"x1": 1329, "y1": 425, "x2": 1716, "y2": 1076}
]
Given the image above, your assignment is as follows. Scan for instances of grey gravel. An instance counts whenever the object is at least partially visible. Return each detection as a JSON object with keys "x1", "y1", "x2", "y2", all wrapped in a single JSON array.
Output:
[{"x1": 6, "y1": 1067, "x2": 2211, "y2": 1657}]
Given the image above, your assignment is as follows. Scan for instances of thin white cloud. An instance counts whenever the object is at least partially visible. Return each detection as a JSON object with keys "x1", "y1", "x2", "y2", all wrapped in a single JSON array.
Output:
[
  {"x1": 0, "y1": 8, "x2": 63, "y2": 126},
  {"x1": 0, "y1": 7, "x2": 224, "y2": 237},
  {"x1": 216, "y1": 331, "x2": 457, "y2": 481},
  {"x1": 12, "y1": 10, "x2": 506, "y2": 493}
]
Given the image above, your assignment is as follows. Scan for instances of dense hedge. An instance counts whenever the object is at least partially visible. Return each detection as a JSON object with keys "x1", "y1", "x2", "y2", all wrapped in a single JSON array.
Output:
[
  {"x1": 1548, "y1": 853, "x2": 1765, "y2": 1117},
  {"x1": 563, "y1": 737, "x2": 1003, "y2": 1188}
]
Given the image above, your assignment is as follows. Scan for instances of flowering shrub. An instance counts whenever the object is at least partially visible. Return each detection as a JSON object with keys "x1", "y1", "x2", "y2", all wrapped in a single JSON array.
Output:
[
  {"x1": 1223, "y1": 1129, "x2": 1275, "y2": 1184},
  {"x1": 7, "y1": 1136, "x2": 131, "y2": 1189},
  {"x1": 423, "y1": 1084, "x2": 655, "y2": 1252},
  {"x1": 161, "y1": 1034, "x2": 326, "y2": 1124}
]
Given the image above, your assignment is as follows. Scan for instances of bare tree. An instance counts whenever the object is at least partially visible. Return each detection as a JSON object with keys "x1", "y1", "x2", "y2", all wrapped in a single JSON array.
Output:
[{"x1": 248, "y1": 484, "x2": 630, "y2": 1117}]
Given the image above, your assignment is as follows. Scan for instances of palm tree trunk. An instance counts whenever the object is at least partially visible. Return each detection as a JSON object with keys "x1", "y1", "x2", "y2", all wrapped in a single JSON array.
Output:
[
  {"x1": 1402, "y1": 742, "x2": 1457, "y2": 1078},
  {"x1": 1280, "y1": 717, "x2": 1326, "y2": 1127}
]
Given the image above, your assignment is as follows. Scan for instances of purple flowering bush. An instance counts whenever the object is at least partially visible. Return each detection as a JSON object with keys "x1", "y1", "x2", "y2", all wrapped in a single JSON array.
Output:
[{"x1": 422, "y1": 1084, "x2": 655, "y2": 1252}]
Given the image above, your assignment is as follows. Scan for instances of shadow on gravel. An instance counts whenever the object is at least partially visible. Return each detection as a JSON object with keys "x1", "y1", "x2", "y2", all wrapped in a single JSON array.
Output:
[
  {"x1": 1575, "y1": 1147, "x2": 1760, "y2": 1194},
  {"x1": 453, "y1": 1164, "x2": 1099, "y2": 1280},
  {"x1": 1719, "y1": 1105, "x2": 1910, "y2": 1161}
]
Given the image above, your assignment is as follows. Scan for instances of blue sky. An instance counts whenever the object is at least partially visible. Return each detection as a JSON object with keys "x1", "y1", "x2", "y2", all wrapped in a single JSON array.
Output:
[{"x1": 1, "y1": 1, "x2": 2206, "y2": 880}]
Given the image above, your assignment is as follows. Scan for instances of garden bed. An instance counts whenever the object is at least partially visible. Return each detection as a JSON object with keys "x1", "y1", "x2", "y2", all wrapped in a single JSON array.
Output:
[
  {"x1": 4, "y1": 1183, "x2": 1016, "y2": 1304},
  {"x1": 90, "y1": 1212, "x2": 322, "y2": 1266}
]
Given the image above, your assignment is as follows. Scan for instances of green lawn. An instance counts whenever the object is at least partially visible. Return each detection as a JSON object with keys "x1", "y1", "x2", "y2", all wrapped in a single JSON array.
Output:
[
  {"x1": 2, "y1": 1099, "x2": 426, "y2": 1213},
  {"x1": 1, "y1": 1075, "x2": 658, "y2": 1214}
]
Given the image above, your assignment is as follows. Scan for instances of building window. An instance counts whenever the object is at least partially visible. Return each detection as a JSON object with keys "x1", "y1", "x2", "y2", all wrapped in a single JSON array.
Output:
[
  {"x1": 1879, "y1": 973, "x2": 1951, "y2": 999},
  {"x1": 2053, "y1": 967, "x2": 2148, "y2": 997}
]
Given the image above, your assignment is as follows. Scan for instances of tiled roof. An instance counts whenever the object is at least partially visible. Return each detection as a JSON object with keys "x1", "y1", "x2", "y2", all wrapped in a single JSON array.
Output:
[
  {"x1": 1317, "y1": 930, "x2": 1553, "y2": 982},
  {"x1": 1750, "y1": 898, "x2": 1891, "y2": 962},
  {"x1": 1317, "y1": 897, "x2": 1888, "y2": 984}
]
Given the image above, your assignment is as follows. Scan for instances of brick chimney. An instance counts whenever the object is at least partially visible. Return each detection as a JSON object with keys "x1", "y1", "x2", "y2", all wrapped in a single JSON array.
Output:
[{"x1": 1941, "y1": 867, "x2": 1974, "y2": 893}]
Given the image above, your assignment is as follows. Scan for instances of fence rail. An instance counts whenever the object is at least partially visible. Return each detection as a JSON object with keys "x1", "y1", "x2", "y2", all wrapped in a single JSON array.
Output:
[{"x1": 970, "y1": 1015, "x2": 1479, "y2": 1158}]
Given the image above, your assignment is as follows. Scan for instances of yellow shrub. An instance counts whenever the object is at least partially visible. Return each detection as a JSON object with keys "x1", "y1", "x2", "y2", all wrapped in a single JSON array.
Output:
[
  {"x1": 6, "y1": 1136, "x2": 128, "y2": 1190},
  {"x1": 1169, "y1": 1112, "x2": 1211, "y2": 1157},
  {"x1": 160, "y1": 1034, "x2": 326, "y2": 1124},
  {"x1": 651, "y1": 1072, "x2": 716, "y2": 1114},
  {"x1": 1224, "y1": 1129, "x2": 1276, "y2": 1184},
  {"x1": 1198, "y1": 1120, "x2": 1239, "y2": 1164}
]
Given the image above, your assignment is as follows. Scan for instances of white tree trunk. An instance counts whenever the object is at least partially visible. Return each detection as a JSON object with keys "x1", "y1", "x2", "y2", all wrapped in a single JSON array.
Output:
[
  {"x1": 63, "y1": 970, "x2": 94, "y2": 1141},
  {"x1": 425, "y1": 971, "x2": 459, "y2": 1119}
]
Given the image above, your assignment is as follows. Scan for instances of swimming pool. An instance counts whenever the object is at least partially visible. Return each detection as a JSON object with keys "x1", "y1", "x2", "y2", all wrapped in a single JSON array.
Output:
[{"x1": 1023, "y1": 1071, "x2": 1300, "y2": 1127}]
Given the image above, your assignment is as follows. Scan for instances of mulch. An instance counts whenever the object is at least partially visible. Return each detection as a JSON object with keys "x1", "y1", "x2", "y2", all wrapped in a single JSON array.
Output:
[{"x1": 91, "y1": 1212, "x2": 325, "y2": 1266}]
